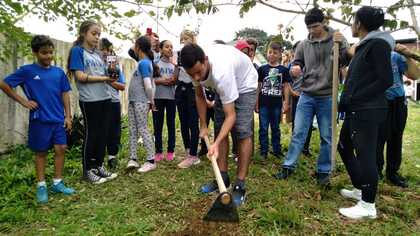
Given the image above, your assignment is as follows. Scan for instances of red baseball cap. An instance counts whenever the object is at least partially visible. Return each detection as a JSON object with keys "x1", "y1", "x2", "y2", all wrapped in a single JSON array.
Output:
[{"x1": 235, "y1": 40, "x2": 251, "y2": 51}]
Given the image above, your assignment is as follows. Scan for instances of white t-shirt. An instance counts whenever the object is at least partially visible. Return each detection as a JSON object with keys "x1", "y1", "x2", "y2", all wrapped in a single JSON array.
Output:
[{"x1": 193, "y1": 44, "x2": 258, "y2": 104}]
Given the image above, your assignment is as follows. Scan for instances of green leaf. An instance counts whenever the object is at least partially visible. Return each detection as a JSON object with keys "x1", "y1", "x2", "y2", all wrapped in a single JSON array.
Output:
[{"x1": 123, "y1": 9, "x2": 137, "y2": 17}]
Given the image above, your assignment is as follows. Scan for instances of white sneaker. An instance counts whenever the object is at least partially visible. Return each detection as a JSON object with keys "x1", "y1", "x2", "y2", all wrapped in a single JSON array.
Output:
[
  {"x1": 127, "y1": 159, "x2": 140, "y2": 169},
  {"x1": 138, "y1": 162, "x2": 157, "y2": 173},
  {"x1": 339, "y1": 200, "x2": 377, "y2": 220},
  {"x1": 340, "y1": 188, "x2": 362, "y2": 201}
]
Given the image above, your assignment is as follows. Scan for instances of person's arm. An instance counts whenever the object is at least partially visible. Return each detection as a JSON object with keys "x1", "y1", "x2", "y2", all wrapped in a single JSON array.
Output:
[
  {"x1": 0, "y1": 80, "x2": 38, "y2": 110},
  {"x1": 395, "y1": 44, "x2": 420, "y2": 80},
  {"x1": 282, "y1": 82, "x2": 291, "y2": 113},
  {"x1": 74, "y1": 71, "x2": 114, "y2": 83},
  {"x1": 108, "y1": 81, "x2": 125, "y2": 90},
  {"x1": 62, "y1": 91, "x2": 72, "y2": 132},
  {"x1": 217, "y1": 103, "x2": 236, "y2": 142},
  {"x1": 290, "y1": 42, "x2": 304, "y2": 78}
]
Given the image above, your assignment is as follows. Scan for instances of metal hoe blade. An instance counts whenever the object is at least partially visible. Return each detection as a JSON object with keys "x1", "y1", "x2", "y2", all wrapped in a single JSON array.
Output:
[{"x1": 203, "y1": 192, "x2": 239, "y2": 222}]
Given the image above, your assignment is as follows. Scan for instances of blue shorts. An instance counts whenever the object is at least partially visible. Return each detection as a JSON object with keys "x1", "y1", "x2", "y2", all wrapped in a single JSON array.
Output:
[{"x1": 28, "y1": 120, "x2": 67, "y2": 152}]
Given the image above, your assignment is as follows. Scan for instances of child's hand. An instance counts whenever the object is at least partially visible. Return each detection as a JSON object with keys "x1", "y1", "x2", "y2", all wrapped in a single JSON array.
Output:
[
  {"x1": 290, "y1": 65, "x2": 302, "y2": 77},
  {"x1": 150, "y1": 103, "x2": 157, "y2": 112},
  {"x1": 64, "y1": 117, "x2": 72, "y2": 132},
  {"x1": 254, "y1": 104, "x2": 259, "y2": 113},
  {"x1": 24, "y1": 100, "x2": 38, "y2": 110}
]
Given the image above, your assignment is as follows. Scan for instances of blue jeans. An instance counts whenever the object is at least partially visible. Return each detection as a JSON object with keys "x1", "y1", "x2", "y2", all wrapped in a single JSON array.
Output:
[
  {"x1": 283, "y1": 93, "x2": 332, "y2": 174},
  {"x1": 259, "y1": 103, "x2": 282, "y2": 155}
]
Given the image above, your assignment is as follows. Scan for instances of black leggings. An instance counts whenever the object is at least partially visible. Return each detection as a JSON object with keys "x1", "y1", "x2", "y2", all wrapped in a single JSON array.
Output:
[
  {"x1": 152, "y1": 99, "x2": 176, "y2": 153},
  {"x1": 376, "y1": 97, "x2": 407, "y2": 177},
  {"x1": 338, "y1": 110, "x2": 386, "y2": 203},
  {"x1": 79, "y1": 99, "x2": 112, "y2": 174},
  {"x1": 107, "y1": 102, "x2": 121, "y2": 156},
  {"x1": 175, "y1": 82, "x2": 199, "y2": 156}
]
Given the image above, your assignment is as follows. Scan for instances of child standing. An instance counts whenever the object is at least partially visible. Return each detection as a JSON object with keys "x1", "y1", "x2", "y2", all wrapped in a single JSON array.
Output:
[
  {"x1": 68, "y1": 20, "x2": 118, "y2": 184},
  {"x1": 176, "y1": 29, "x2": 201, "y2": 169},
  {"x1": 126, "y1": 36, "x2": 159, "y2": 173},
  {"x1": 153, "y1": 40, "x2": 177, "y2": 162},
  {"x1": 256, "y1": 42, "x2": 291, "y2": 160},
  {"x1": 99, "y1": 38, "x2": 126, "y2": 170},
  {"x1": 0, "y1": 35, "x2": 75, "y2": 203}
]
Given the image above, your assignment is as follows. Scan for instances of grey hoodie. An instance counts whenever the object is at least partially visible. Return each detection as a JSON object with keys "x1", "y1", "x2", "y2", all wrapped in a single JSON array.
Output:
[
  {"x1": 293, "y1": 26, "x2": 350, "y2": 96},
  {"x1": 357, "y1": 30, "x2": 395, "y2": 50}
]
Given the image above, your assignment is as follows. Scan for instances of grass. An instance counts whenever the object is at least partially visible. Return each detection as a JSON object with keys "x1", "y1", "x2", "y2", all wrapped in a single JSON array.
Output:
[{"x1": 1, "y1": 102, "x2": 419, "y2": 235}]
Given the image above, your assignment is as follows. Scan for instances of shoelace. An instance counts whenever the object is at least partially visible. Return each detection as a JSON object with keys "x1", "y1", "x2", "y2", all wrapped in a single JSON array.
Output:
[
  {"x1": 98, "y1": 167, "x2": 112, "y2": 177},
  {"x1": 88, "y1": 170, "x2": 102, "y2": 182}
]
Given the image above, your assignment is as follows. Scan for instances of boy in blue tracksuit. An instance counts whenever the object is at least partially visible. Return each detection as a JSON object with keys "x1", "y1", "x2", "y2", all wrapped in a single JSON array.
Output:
[{"x1": 0, "y1": 35, "x2": 75, "y2": 203}]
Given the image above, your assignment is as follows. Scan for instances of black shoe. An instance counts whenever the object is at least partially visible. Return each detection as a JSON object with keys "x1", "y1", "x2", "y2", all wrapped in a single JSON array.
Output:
[
  {"x1": 198, "y1": 148, "x2": 208, "y2": 157},
  {"x1": 108, "y1": 158, "x2": 118, "y2": 171},
  {"x1": 97, "y1": 166, "x2": 118, "y2": 181},
  {"x1": 232, "y1": 184, "x2": 246, "y2": 207},
  {"x1": 273, "y1": 168, "x2": 293, "y2": 180},
  {"x1": 316, "y1": 172, "x2": 330, "y2": 186},
  {"x1": 302, "y1": 149, "x2": 311, "y2": 156},
  {"x1": 387, "y1": 173, "x2": 408, "y2": 188},
  {"x1": 271, "y1": 151, "x2": 284, "y2": 159}
]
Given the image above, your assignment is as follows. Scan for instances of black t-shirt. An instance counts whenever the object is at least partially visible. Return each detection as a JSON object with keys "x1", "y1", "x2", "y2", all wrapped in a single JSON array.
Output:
[{"x1": 258, "y1": 64, "x2": 291, "y2": 106}]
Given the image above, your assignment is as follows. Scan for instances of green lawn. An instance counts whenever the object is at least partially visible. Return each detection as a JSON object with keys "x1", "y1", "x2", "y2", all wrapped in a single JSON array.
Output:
[{"x1": 1, "y1": 102, "x2": 419, "y2": 235}]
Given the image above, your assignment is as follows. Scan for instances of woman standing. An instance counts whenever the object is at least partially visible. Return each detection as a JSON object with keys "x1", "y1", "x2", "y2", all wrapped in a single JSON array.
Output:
[{"x1": 337, "y1": 6, "x2": 394, "y2": 219}]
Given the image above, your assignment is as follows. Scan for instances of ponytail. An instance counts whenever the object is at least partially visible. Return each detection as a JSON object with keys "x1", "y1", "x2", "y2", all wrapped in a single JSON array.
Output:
[{"x1": 135, "y1": 36, "x2": 160, "y2": 78}]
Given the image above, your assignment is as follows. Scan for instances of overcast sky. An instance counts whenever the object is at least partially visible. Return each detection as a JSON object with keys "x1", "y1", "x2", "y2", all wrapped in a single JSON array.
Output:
[{"x1": 19, "y1": 0, "x2": 418, "y2": 57}]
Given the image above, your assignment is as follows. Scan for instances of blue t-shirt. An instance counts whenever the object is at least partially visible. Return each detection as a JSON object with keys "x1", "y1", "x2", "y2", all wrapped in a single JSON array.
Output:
[
  {"x1": 4, "y1": 64, "x2": 71, "y2": 123},
  {"x1": 128, "y1": 58, "x2": 153, "y2": 103},
  {"x1": 385, "y1": 52, "x2": 407, "y2": 100},
  {"x1": 258, "y1": 64, "x2": 291, "y2": 106},
  {"x1": 69, "y1": 46, "x2": 111, "y2": 102}
]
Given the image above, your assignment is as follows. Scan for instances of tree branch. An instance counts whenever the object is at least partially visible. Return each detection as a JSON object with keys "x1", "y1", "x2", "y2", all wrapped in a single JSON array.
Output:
[{"x1": 256, "y1": 0, "x2": 351, "y2": 26}]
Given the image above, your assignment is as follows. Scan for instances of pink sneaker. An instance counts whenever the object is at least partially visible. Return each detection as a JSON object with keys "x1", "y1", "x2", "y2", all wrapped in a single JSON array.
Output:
[
  {"x1": 154, "y1": 153, "x2": 164, "y2": 162},
  {"x1": 138, "y1": 162, "x2": 157, "y2": 173},
  {"x1": 177, "y1": 155, "x2": 201, "y2": 169},
  {"x1": 166, "y1": 152, "x2": 175, "y2": 161}
]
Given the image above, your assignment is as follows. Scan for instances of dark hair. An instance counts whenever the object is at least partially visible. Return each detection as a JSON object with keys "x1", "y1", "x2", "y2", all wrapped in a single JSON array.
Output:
[
  {"x1": 159, "y1": 40, "x2": 169, "y2": 49},
  {"x1": 180, "y1": 44, "x2": 206, "y2": 70},
  {"x1": 355, "y1": 6, "x2": 385, "y2": 32},
  {"x1": 213, "y1": 40, "x2": 226, "y2": 44},
  {"x1": 31, "y1": 35, "x2": 54, "y2": 52},
  {"x1": 100, "y1": 38, "x2": 113, "y2": 51},
  {"x1": 67, "y1": 20, "x2": 99, "y2": 76},
  {"x1": 246, "y1": 38, "x2": 258, "y2": 48},
  {"x1": 135, "y1": 36, "x2": 160, "y2": 78},
  {"x1": 268, "y1": 42, "x2": 282, "y2": 52},
  {"x1": 304, "y1": 8, "x2": 324, "y2": 25}
]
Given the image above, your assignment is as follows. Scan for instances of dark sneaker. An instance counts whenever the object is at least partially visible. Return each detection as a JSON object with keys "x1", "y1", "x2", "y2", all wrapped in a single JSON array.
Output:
[
  {"x1": 271, "y1": 151, "x2": 284, "y2": 159},
  {"x1": 86, "y1": 169, "x2": 107, "y2": 184},
  {"x1": 97, "y1": 166, "x2": 118, "y2": 181},
  {"x1": 108, "y1": 158, "x2": 118, "y2": 171},
  {"x1": 232, "y1": 184, "x2": 246, "y2": 207},
  {"x1": 273, "y1": 168, "x2": 294, "y2": 180},
  {"x1": 51, "y1": 181, "x2": 75, "y2": 195},
  {"x1": 36, "y1": 185, "x2": 48, "y2": 204},
  {"x1": 316, "y1": 173, "x2": 330, "y2": 186},
  {"x1": 387, "y1": 173, "x2": 408, "y2": 188},
  {"x1": 200, "y1": 180, "x2": 230, "y2": 194},
  {"x1": 302, "y1": 149, "x2": 312, "y2": 156}
]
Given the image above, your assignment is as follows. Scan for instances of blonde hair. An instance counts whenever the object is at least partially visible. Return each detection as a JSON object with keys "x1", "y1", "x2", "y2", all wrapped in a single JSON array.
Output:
[{"x1": 180, "y1": 29, "x2": 197, "y2": 44}]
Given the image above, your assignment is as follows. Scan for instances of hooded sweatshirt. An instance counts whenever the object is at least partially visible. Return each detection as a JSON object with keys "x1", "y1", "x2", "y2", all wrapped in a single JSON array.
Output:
[
  {"x1": 338, "y1": 31, "x2": 395, "y2": 113},
  {"x1": 292, "y1": 26, "x2": 350, "y2": 97}
]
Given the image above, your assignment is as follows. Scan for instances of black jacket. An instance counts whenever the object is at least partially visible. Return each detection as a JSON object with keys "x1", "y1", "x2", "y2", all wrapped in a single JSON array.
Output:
[{"x1": 339, "y1": 38, "x2": 393, "y2": 113}]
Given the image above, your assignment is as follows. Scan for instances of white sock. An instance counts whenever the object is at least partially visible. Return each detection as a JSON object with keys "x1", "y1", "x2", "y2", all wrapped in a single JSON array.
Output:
[
  {"x1": 53, "y1": 178, "x2": 62, "y2": 185},
  {"x1": 108, "y1": 155, "x2": 116, "y2": 160},
  {"x1": 37, "y1": 181, "x2": 46, "y2": 187}
]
